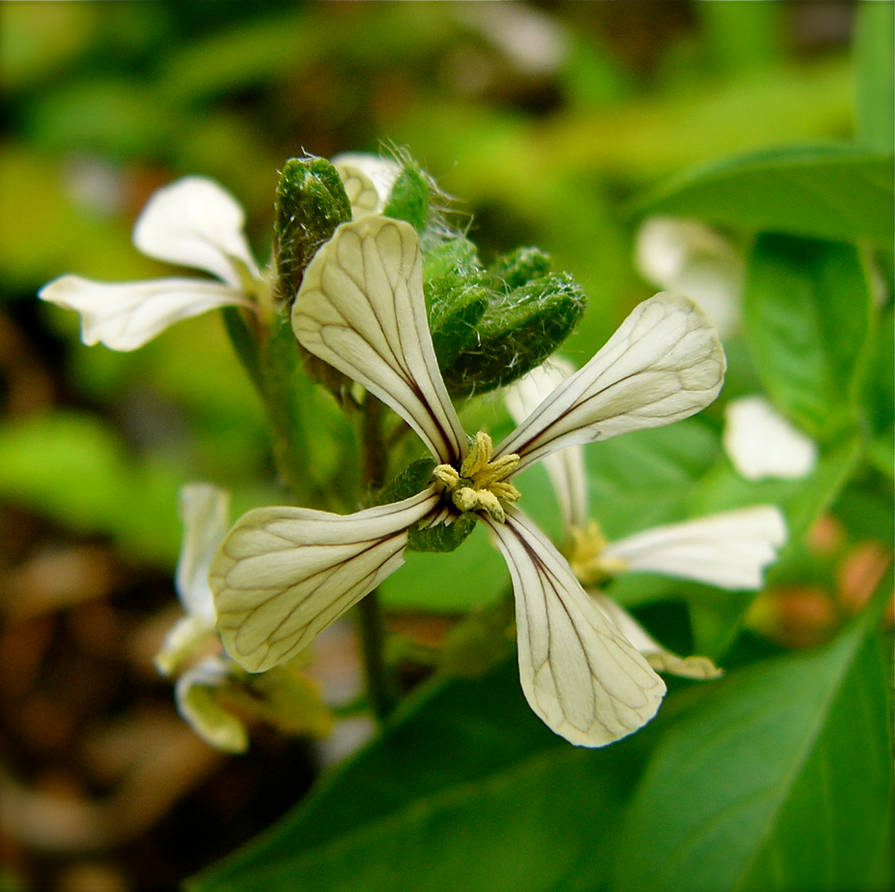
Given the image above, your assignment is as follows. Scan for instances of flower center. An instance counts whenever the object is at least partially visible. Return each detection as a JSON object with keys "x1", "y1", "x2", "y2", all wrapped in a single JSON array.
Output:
[
  {"x1": 433, "y1": 431, "x2": 521, "y2": 523},
  {"x1": 565, "y1": 520, "x2": 627, "y2": 584}
]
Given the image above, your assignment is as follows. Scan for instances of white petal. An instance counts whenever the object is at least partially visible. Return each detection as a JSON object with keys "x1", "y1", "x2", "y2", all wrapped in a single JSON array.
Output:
[
  {"x1": 333, "y1": 154, "x2": 400, "y2": 217},
  {"x1": 133, "y1": 176, "x2": 260, "y2": 287},
  {"x1": 211, "y1": 487, "x2": 441, "y2": 672},
  {"x1": 175, "y1": 657, "x2": 249, "y2": 753},
  {"x1": 603, "y1": 505, "x2": 787, "y2": 590},
  {"x1": 504, "y1": 360, "x2": 588, "y2": 530},
  {"x1": 487, "y1": 508, "x2": 665, "y2": 747},
  {"x1": 723, "y1": 396, "x2": 818, "y2": 481},
  {"x1": 590, "y1": 594, "x2": 722, "y2": 680},
  {"x1": 292, "y1": 216, "x2": 467, "y2": 463},
  {"x1": 635, "y1": 217, "x2": 735, "y2": 290},
  {"x1": 38, "y1": 275, "x2": 246, "y2": 351},
  {"x1": 176, "y1": 483, "x2": 231, "y2": 623},
  {"x1": 154, "y1": 614, "x2": 214, "y2": 677},
  {"x1": 495, "y1": 293, "x2": 726, "y2": 473}
]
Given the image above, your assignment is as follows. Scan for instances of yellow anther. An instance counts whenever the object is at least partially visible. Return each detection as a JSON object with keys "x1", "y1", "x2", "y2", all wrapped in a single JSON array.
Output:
[
  {"x1": 566, "y1": 520, "x2": 627, "y2": 584},
  {"x1": 433, "y1": 431, "x2": 521, "y2": 523}
]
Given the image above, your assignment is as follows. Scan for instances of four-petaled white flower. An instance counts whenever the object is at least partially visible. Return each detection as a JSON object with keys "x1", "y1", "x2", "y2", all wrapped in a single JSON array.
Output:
[
  {"x1": 210, "y1": 214, "x2": 727, "y2": 747},
  {"x1": 37, "y1": 158, "x2": 395, "y2": 351},
  {"x1": 155, "y1": 483, "x2": 250, "y2": 753},
  {"x1": 506, "y1": 359, "x2": 788, "y2": 679}
]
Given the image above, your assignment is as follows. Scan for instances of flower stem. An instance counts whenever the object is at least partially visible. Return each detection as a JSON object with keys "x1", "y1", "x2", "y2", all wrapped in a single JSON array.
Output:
[{"x1": 358, "y1": 589, "x2": 396, "y2": 720}]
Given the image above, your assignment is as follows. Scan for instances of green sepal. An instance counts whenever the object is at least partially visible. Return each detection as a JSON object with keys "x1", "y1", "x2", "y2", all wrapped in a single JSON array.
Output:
[
  {"x1": 441, "y1": 272, "x2": 587, "y2": 397},
  {"x1": 274, "y1": 157, "x2": 352, "y2": 304},
  {"x1": 375, "y1": 458, "x2": 436, "y2": 506},
  {"x1": 487, "y1": 246, "x2": 552, "y2": 288},
  {"x1": 423, "y1": 236, "x2": 480, "y2": 281},
  {"x1": 408, "y1": 512, "x2": 477, "y2": 553},
  {"x1": 382, "y1": 156, "x2": 431, "y2": 233}
]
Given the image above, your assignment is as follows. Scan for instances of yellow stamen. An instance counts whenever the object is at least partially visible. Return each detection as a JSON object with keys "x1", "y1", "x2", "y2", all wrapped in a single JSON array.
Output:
[
  {"x1": 433, "y1": 431, "x2": 521, "y2": 523},
  {"x1": 566, "y1": 520, "x2": 627, "y2": 584}
]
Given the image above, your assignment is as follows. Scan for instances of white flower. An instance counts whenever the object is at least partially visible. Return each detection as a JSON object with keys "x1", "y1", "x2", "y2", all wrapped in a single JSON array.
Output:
[
  {"x1": 37, "y1": 158, "x2": 397, "y2": 352},
  {"x1": 211, "y1": 215, "x2": 726, "y2": 747},
  {"x1": 723, "y1": 395, "x2": 818, "y2": 481},
  {"x1": 153, "y1": 483, "x2": 250, "y2": 753},
  {"x1": 39, "y1": 177, "x2": 264, "y2": 351},
  {"x1": 506, "y1": 361, "x2": 788, "y2": 678},
  {"x1": 635, "y1": 216, "x2": 743, "y2": 338}
]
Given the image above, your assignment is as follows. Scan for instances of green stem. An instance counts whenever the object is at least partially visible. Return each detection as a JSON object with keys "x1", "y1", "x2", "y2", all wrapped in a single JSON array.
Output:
[{"x1": 358, "y1": 589, "x2": 396, "y2": 720}]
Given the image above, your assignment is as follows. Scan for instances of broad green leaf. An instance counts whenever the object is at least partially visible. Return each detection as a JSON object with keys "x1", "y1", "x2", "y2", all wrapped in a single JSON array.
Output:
[
  {"x1": 188, "y1": 661, "x2": 644, "y2": 892},
  {"x1": 609, "y1": 588, "x2": 894, "y2": 892},
  {"x1": 854, "y1": 0, "x2": 895, "y2": 153},
  {"x1": 638, "y1": 146, "x2": 894, "y2": 246},
  {"x1": 742, "y1": 234, "x2": 872, "y2": 440}
]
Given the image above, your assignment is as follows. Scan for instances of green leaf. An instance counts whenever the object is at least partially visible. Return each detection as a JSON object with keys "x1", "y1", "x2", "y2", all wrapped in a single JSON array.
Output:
[
  {"x1": 854, "y1": 0, "x2": 895, "y2": 153},
  {"x1": 609, "y1": 592, "x2": 894, "y2": 892},
  {"x1": 189, "y1": 662, "x2": 644, "y2": 892},
  {"x1": 742, "y1": 234, "x2": 872, "y2": 440},
  {"x1": 638, "y1": 146, "x2": 895, "y2": 246}
]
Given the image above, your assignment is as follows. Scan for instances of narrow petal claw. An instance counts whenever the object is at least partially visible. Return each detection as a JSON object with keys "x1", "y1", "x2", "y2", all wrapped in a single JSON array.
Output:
[
  {"x1": 602, "y1": 505, "x2": 787, "y2": 590},
  {"x1": 591, "y1": 594, "x2": 722, "y2": 680},
  {"x1": 504, "y1": 360, "x2": 589, "y2": 530},
  {"x1": 38, "y1": 275, "x2": 246, "y2": 351},
  {"x1": 133, "y1": 176, "x2": 260, "y2": 287},
  {"x1": 495, "y1": 293, "x2": 726, "y2": 473},
  {"x1": 211, "y1": 488, "x2": 441, "y2": 672},
  {"x1": 487, "y1": 508, "x2": 665, "y2": 747},
  {"x1": 292, "y1": 216, "x2": 467, "y2": 463},
  {"x1": 176, "y1": 483, "x2": 231, "y2": 624}
]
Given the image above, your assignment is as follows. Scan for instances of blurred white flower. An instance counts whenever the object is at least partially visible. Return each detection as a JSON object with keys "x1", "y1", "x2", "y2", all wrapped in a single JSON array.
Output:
[
  {"x1": 506, "y1": 361, "x2": 789, "y2": 679},
  {"x1": 723, "y1": 395, "x2": 818, "y2": 481},
  {"x1": 39, "y1": 177, "x2": 265, "y2": 351},
  {"x1": 211, "y1": 215, "x2": 726, "y2": 747},
  {"x1": 635, "y1": 216, "x2": 743, "y2": 338}
]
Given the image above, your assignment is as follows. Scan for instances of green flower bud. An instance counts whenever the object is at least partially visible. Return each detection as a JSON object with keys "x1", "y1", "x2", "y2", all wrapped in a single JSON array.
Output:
[
  {"x1": 274, "y1": 157, "x2": 352, "y2": 304},
  {"x1": 441, "y1": 272, "x2": 587, "y2": 397},
  {"x1": 382, "y1": 156, "x2": 431, "y2": 233},
  {"x1": 487, "y1": 246, "x2": 552, "y2": 288}
]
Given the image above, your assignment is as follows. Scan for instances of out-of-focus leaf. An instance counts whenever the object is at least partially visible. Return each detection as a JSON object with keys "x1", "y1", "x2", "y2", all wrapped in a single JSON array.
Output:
[
  {"x1": 637, "y1": 146, "x2": 894, "y2": 247},
  {"x1": 0, "y1": 412, "x2": 182, "y2": 563},
  {"x1": 742, "y1": 235, "x2": 872, "y2": 440},
  {"x1": 608, "y1": 586, "x2": 894, "y2": 892},
  {"x1": 696, "y1": 0, "x2": 782, "y2": 74},
  {"x1": 854, "y1": 1, "x2": 895, "y2": 153},
  {"x1": 188, "y1": 661, "x2": 644, "y2": 892}
]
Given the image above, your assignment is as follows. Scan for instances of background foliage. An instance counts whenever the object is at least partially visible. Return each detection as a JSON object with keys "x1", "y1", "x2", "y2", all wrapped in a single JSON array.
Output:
[{"x1": 1, "y1": 3, "x2": 891, "y2": 891}]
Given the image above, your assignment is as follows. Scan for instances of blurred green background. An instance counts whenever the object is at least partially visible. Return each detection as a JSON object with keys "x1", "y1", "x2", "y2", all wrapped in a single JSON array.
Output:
[{"x1": 1, "y1": 3, "x2": 890, "y2": 890}]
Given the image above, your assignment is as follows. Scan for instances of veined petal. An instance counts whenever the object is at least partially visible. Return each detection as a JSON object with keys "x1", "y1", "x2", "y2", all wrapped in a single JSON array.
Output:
[
  {"x1": 723, "y1": 396, "x2": 818, "y2": 481},
  {"x1": 176, "y1": 483, "x2": 230, "y2": 624},
  {"x1": 38, "y1": 275, "x2": 246, "y2": 351},
  {"x1": 292, "y1": 216, "x2": 467, "y2": 464},
  {"x1": 333, "y1": 153, "x2": 400, "y2": 217},
  {"x1": 154, "y1": 614, "x2": 214, "y2": 677},
  {"x1": 504, "y1": 359, "x2": 588, "y2": 530},
  {"x1": 590, "y1": 594, "x2": 722, "y2": 680},
  {"x1": 133, "y1": 176, "x2": 260, "y2": 287},
  {"x1": 175, "y1": 657, "x2": 249, "y2": 753},
  {"x1": 487, "y1": 507, "x2": 665, "y2": 747},
  {"x1": 211, "y1": 487, "x2": 441, "y2": 672},
  {"x1": 603, "y1": 505, "x2": 787, "y2": 590},
  {"x1": 495, "y1": 293, "x2": 726, "y2": 473}
]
